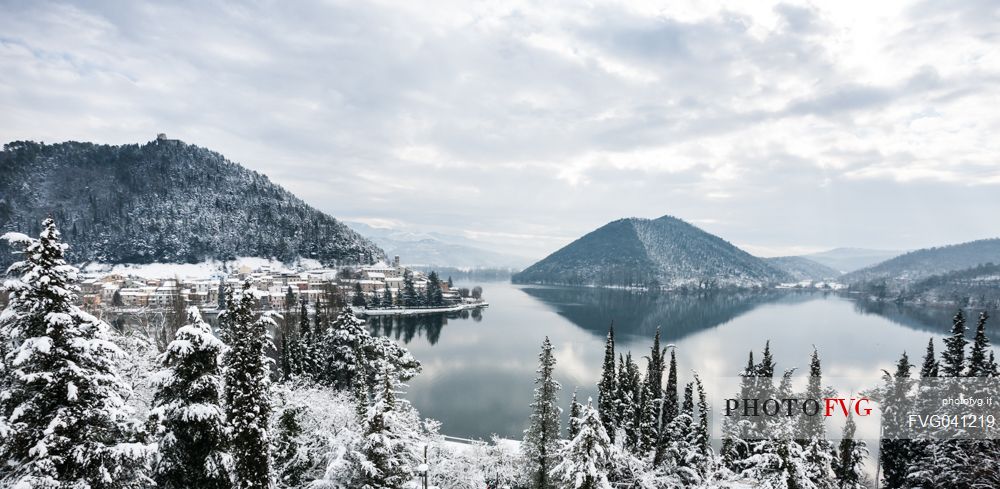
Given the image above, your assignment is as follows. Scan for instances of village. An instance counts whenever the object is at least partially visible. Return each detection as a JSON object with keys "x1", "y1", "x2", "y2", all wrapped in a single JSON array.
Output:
[{"x1": 75, "y1": 255, "x2": 486, "y2": 316}]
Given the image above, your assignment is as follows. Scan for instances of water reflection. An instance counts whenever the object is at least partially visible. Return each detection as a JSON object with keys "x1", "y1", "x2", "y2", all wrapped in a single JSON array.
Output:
[
  {"x1": 517, "y1": 286, "x2": 818, "y2": 342},
  {"x1": 366, "y1": 308, "x2": 483, "y2": 345},
  {"x1": 366, "y1": 283, "x2": 1000, "y2": 441}
]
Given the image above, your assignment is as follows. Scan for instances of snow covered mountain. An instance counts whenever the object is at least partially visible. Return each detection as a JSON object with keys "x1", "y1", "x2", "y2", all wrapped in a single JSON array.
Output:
[
  {"x1": 841, "y1": 238, "x2": 1000, "y2": 284},
  {"x1": 0, "y1": 138, "x2": 384, "y2": 267},
  {"x1": 347, "y1": 222, "x2": 531, "y2": 268},
  {"x1": 763, "y1": 256, "x2": 842, "y2": 281},
  {"x1": 512, "y1": 215, "x2": 790, "y2": 288}
]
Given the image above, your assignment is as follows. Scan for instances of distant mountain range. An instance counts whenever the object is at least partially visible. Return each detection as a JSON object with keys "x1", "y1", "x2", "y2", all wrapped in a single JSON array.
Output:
[
  {"x1": 842, "y1": 238, "x2": 1000, "y2": 285},
  {"x1": 0, "y1": 138, "x2": 384, "y2": 267},
  {"x1": 512, "y1": 215, "x2": 790, "y2": 288},
  {"x1": 763, "y1": 256, "x2": 841, "y2": 282},
  {"x1": 346, "y1": 222, "x2": 530, "y2": 269},
  {"x1": 802, "y1": 247, "x2": 903, "y2": 274}
]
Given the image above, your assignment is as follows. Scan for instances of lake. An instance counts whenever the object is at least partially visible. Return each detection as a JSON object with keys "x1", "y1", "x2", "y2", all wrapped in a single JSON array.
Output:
[{"x1": 367, "y1": 282, "x2": 1000, "y2": 441}]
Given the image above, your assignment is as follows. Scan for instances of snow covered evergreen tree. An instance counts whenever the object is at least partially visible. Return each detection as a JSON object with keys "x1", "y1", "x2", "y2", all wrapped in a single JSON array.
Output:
[
  {"x1": 0, "y1": 219, "x2": 151, "y2": 488},
  {"x1": 523, "y1": 336, "x2": 562, "y2": 489},
  {"x1": 920, "y1": 338, "x2": 939, "y2": 378},
  {"x1": 941, "y1": 309, "x2": 967, "y2": 377},
  {"x1": 352, "y1": 362, "x2": 418, "y2": 489},
  {"x1": 551, "y1": 400, "x2": 613, "y2": 489},
  {"x1": 272, "y1": 404, "x2": 311, "y2": 489},
  {"x1": 223, "y1": 280, "x2": 275, "y2": 489},
  {"x1": 797, "y1": 349, "x2": 833, "y2": 489},
  {"x1": 425, "y1": 271, "x2": 444, "y2": 306},
  {"x1": 596, "y1": 324, "x2": 617, "y2": 434},
  {"x1": 150, "y1": 306, "x2": 233, "y2": 489},
  {"x1": 832, "y1": 414, "x2": 866, "y2": 489},
  {"x1": 320, "y1": 307, "x2": 420, "y2": 391},
  {"x1": 968, "y1": 311, "x2": 992, "y2": 377},
  {"x1": 616, "y1": 353, "x2": 642, "y2": 452},
  {"x1": 569, "y1": 389, "x2": 583, "y2": 440},
  {"x1": 878, "y1": 352, "x2": 914, "y2": 489},
  {"x1": 320, "y1": 308, "x2": 367, "y2": 389},
  {"x1": 637, "y1": 368, "x2": 657, "y2": 455},
  {"x1": 655, "y1": 347, "x2": 678, "y2": 465}
]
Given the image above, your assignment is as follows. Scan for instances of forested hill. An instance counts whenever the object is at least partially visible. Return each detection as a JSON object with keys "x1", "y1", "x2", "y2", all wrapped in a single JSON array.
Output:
[
  {"x1": 512, "y1": 215, "x2": 790, "y2": 288},
  {"x1": 0, "y1": 138, "x2": 384, "y2": 267},
  {"x1": 841, "y1": 238, "x2": 1000, "y2": 284}
]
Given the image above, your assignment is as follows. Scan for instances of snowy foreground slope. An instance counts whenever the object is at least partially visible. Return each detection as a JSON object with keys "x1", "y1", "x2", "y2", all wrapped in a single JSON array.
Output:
[{"x1": 0, "y1": 138, "x2": 384, "y2": 268}]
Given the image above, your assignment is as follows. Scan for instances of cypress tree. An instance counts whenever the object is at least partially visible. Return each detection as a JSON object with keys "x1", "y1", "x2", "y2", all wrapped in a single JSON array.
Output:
[
  {"x1": 621, "y1": 353, "x2": 642, "y2": 451},
  {"x1": 645, "y1": 328, "x2": 665, "y2": 408},
  {"x1": 0, "y1": 220, "x2": 151, "y2": 488},
  {"x1": 522, "y1": 337, "x2": 562, "y2": 489},
  {"x1": 638, "y1": 368, "x2": 657, "y2": 454},
  {"x1": 151, "y1": 307, "x2": 233, "y2": 489},
  {"x1": 655, "y1": 348, "x2": 679, "y2": 464},
  {"x1": 941, "y1": 310, "x2": 967, "y2": 377},
  {"x1": 223, "y1": 280, "x2": 275, "y2": 489},
  {"x1": 596, "y1": 323, "x2": 617, "y2": 433}
]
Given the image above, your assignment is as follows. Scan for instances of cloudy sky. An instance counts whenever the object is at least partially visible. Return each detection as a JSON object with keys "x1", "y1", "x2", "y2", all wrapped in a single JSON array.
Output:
[{"x1": 2, "y1": 0, "x2": 999, "y2": 260}]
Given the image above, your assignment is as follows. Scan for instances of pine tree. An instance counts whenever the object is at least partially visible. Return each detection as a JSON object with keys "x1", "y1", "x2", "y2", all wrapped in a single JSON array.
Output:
[
  {"x1": 879, "y1": 352, "x2": 913, "y2": 489},
  {"x1": 272, "y1": 405, "x2": 310, "y2": 489},
  {"x1": 151, "y1": 307, "x2": 233, "y2": 489},
  {"x1": 447, "y1": 276, "x2": 453, "y2": 288},
  {"x1": 832, "y1": 414, "x2": 867, "y2": 489},
  {"x1": 401, "y1": 271, "x2": 419, "y2": 307},
  {"x1": 798, "y1": 349, "x2": 833, "y2": 488},
  {"x1": 798, "y1": 348, "x2": 825, "y2": 441},
  {"x1": 920, "y1": 338, "x2": 939, "y2": 378},
  {"x1": 352, "y1": 282, "x2": 367, "y2": 308},
  {"x1": 941, "y1": 309, "x2": 967, "y2": 377},
  {"x1": 551, "y1": 400, "x2": 614, "y2": 489},
  {"x1": 596, "y1": 323, "x2": 617, "y2": 433},
  {"x1": 523, "y1": 337, "x2": 562, "y2": 489},
  {"x1": 967, "y1": 311, "x2": 991, "y2": 377},
  {"x1": 353, "y1": 362, "x2": 417, "y2": 489},
  {"x1": 382, "y1": 283, "x2": 393, "y2": 307},
  {"x1": 569, "y1": 388, "x2": 583, "y2": 440},
  {"x1": 223, "y1": 280, "x2": 275, "y2": 489},
  {"x1": 425, "y1": 271, "x2": 444, "y2": 306},
  {"x1": 0, "y1": 219, "x2": 151, "y2": 488},
  {"x1": 320, "y1": 308, "x2": 367, "y2": 389}
]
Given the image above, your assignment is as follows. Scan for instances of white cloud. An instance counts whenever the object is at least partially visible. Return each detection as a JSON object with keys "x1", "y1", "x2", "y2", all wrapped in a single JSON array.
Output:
[{"x1": 1, "y1": 0, "x2": 998, "y2": 259}]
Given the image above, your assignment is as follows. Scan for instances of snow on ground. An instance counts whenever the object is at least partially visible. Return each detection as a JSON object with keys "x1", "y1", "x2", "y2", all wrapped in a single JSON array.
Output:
[
  {"x1": 359, "y1": 302, "x2": 488, "y2": 317},
  {"x1": 80, "y1": 257, "x2": 325, "y2": 280}
]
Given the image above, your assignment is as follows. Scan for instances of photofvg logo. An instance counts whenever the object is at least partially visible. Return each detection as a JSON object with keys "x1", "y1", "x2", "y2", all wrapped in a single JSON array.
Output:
[
  {"x1": 723, "y1": 397, "x2": 873, "y2": 418},
  {"x1": 710, "y1": 376, "x2": 1000, "y2": 441}
]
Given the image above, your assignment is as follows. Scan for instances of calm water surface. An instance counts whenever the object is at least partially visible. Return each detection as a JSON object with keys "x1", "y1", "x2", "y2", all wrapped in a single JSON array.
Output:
[{"x1": 368, "y1": 282, "x2": 999, "y2": 441}]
